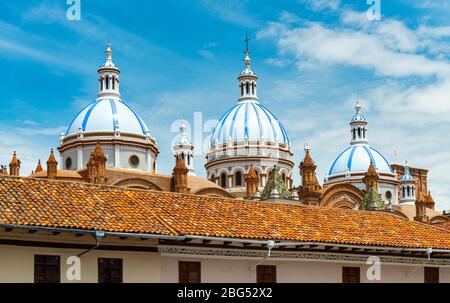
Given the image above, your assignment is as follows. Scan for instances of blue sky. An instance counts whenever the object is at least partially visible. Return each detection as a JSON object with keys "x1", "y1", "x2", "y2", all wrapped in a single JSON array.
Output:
[{"x1": 1, "y1": 0, "x2": 450, "y2": 210}]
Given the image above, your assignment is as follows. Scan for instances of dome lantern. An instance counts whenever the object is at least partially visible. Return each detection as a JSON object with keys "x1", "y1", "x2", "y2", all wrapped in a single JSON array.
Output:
[
  {"x1": 97, "y1": 43, "x2": 120, "y2": 98},
  {"x1": 350, "y1": 98, "x2": 368, "y2": 145},
  {"x1": 172, "y1": 120, "x2": 195, "y2": 176},
  {"x1": 400, "y1": 161, "x2": 416, "y2": 205},
  {"x1": 238, "y1": 33, "x2": 258, "y2": 102}
]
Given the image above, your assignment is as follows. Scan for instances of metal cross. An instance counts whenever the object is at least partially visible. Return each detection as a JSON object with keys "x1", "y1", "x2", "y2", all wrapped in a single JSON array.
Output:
[{"x1": 244, "y1": 33, "x2": 251, "y2": 55}]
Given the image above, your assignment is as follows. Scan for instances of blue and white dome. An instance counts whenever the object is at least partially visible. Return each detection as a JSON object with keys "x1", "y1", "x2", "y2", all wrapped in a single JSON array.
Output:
[
  {"x1": 329, "y1": 144, "x2": 393, "y2": 176},
  {"x1": 210, "y1": 100, "x2": 290, "y2": 146},
  {"x1": 400, "y1": 164, "x2": 414, "y2": 182},
  {"x1": 66, "y1": 98, "x2": 149, "y2": 136}
]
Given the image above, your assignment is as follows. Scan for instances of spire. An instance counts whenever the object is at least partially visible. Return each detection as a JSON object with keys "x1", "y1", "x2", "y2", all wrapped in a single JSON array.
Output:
[
  {"x1": 350, "y1": 98, "x2": 368, "y2": 145},
  {"x1": 97, "y1": 43, "x2": 120, "y2": 98},
  {"x1": 87, "y1": 143, "x2": 107, "y2": 184},
  {"x1": 360, "y1": 185, "x2": 385, "y2": 211},
  {"x1": 298, "y1": 145, "x2": 322, "y2": 205},
  {"x1": 172, "y1": 155, "x2": 189, "y2": 194},
  {"x1": 238, "y1": 33, "x2": 258, "y2": 102},
  {"x1": 244, "y1": 165, "x2": 259, "y2": 200},
  {"x1": 9, "y1": 151, "x2": 21, "y2": 176},
  {"x1": 260, "y1": 166, "x2": 291, "y2": 200},
  {"x1": 172, "y1": 120, "x2": 195, "y2": 176},
  {"x1": 46, "y1": 149, "x2": 58, "y2": 179},
  {"x1": 35, "y1": 160, "x2": 43, "y2": 173},
  {"x1": 363, "y1": 160, "x2": 379, "y2": 193}
]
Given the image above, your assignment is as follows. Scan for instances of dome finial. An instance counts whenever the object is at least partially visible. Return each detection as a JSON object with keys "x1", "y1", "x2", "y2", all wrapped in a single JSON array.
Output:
[
  {"x1": 104, "y1": 42, "x2": 114, "y2": 67},
  {"x1": 304, "y1": 142, "x2": 310, "y2": 153},
  {"x1": 355, "y1": 96, "x2": 361, "y2": 114}
]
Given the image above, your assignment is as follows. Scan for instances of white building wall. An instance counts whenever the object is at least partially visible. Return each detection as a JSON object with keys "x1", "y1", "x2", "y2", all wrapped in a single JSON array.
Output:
[
  {"x1": 0, "y1": 245, "x2": 160, "y2": 283},
  {"x1": 161, "y1": 256, "x2": 450, "y2": 283}
]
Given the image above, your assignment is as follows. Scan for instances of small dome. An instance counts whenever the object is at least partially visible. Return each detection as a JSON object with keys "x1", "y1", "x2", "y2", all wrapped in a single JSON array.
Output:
[
  {"x1": 210, "y1": 100, "x2": 290, "y2": 146},
  {"x1": 66, "y1": 98, "x2": 149, "y2": 136},
  {"x1": 329, "y1": 144, "x2": 393, "y2": 176},
  {"x1": 351, "y1": 112, "x2": 366, "y2": 122},
  {"x1": 401, "y1": 164, "x2": 414, "y2": 182}
]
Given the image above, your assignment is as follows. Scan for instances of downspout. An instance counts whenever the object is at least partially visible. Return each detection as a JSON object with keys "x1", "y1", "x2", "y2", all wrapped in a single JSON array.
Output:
[
  {"x1": 78, "y1": 231, "x2": 105, "y2": 257},
  {"x1": 405, "y1": 247, "x2": 434, "y2": 278},
  {"x1": 249, "y1": 240, "x2": 275, "y2": 272}
]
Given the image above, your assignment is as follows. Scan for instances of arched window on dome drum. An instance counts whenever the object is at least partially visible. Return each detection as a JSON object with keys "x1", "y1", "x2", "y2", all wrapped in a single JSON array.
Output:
[
  {"x1": 112, "y1": 76, "x2": 115, "y2": 90},
  {"x1": 363, "y1": 128, "x2": 366, "y2": 138},
  {"x1": 220, "y1": 173, "x2": 227, "y2": 188},
  {"x1": 246, "y1": 82, "x2": 250, "y2": 95},
  {"x1": 187, "y1": 155, "x2": 190, "y2": 166},
  {"x1": 105, "y1": 75, "x2": 109, "y2": 90},
  {"x1": 235, "y1": 171, "x2": 242, "y2": 187},
  {"x1": 282, "y1": 173, "x2": 286, "y2": 184},
  {"x1": 407, "y1": 186, "x2": 410, "y2": 197},
  {"x1": 352, "y1": 129, "x2": 356, "y2": 140},
  {"x1": 357, "y1": 128, "x2": 361, "y2": 138},
  {"x1": 251, "y1": 83, "x2": 255, "y2": 95},
  {"x1": 402, "y1": 187, "x2": 405, "y2": 198},
  {"x1": 240, "y1": 84, "x2": 244, "y2": 96},
  {"x1": 100, "y1": 78, "x2": 103, "y2": 91}
]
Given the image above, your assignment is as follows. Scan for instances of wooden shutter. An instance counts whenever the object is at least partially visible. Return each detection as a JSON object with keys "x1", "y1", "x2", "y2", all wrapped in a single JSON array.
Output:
[
  {"x1": 342, "y1": 267, "x2": 360, "y2": 283},
  {"x1": 34, "y1": 255, "x2": 60, "y2": 283},
  {"x1": 98, "y1": 258, "x2": 123, "y2": 283},
  {"x1": 424, "y1": 267, "x2": 439, "y2": 283},
  {"x1": 256, "y1": 265, "x2": 277, "y2": 283},
  {"x1": 179, "y1": 261, "x2": 201, "y2": 283}
]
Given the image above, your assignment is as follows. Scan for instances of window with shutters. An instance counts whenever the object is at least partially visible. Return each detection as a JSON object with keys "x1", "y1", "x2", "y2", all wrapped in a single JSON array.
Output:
[
  {"x1": 34, "y1": 255, "x2": 60, "y2": 283},
  {"x1": 179, "y1": 261, "x2": 201, "y2": 283},
  {"x1": 424, "y1": 267, "x2": 439, "y2": 283},
  {"x1": 342, "y1": 267, "x2": 360, "y2": 283},
  {"x1": 256, "y1": 265, "x2": 276, "y2": 283},
  {"x1": 98, "y1": 258, "x2": 123, "y2": 283}
]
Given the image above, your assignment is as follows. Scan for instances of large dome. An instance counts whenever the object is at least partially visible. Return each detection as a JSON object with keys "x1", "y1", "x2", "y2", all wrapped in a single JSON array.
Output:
[
  {"x1": 328, "y1": 144, "x2": 393, "y2": 176},
  {"x1": 210, "y1": 100, "x2": 290, "y2": 146},
  {"x1": 66, "y1": 98, "x2": 149, "y2": 136}
]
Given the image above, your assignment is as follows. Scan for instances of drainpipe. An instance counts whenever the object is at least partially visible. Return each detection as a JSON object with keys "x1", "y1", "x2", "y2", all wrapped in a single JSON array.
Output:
[
  {"x1": 405, "y1": 247, "x2": 434, "y2": 278},
  {"x1": 78, "y1": 231, "x2": 105, "y2": 257},
  {"x1": 249, "y1": 240, "x2": 275, "y2": 272}
]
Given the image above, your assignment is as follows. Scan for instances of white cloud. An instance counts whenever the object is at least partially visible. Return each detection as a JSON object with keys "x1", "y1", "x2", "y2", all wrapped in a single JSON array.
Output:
[
  {"x1": 298, "y1": 0, "x2": 340, "y2": 12},
  {"x1": 198, "y1": 0, "x2": 260, "y2": 27},
  {"x1": 257, "y1": 9, "x2": 450, "y2": 210}
]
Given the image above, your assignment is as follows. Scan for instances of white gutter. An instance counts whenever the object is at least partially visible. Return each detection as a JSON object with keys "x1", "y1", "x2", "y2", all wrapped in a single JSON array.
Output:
[
  {"x1": 185, "y1": 235, "x2": 450, "y2": 255},
  {"x1": 2, "y1": 224, "x2": 449, "y2": 255},
  {"x1": 0, "y1": 223, "x2": 185, "y2": 241}
]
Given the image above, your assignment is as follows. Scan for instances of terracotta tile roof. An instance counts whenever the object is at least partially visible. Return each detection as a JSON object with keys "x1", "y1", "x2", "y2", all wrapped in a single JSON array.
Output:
[
  {"x1": 0, "y1": 176, "x2": 449, "y2": 249},
  {"x1": 434, "y1": 221, "x2": 450, "y2": 231}
]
